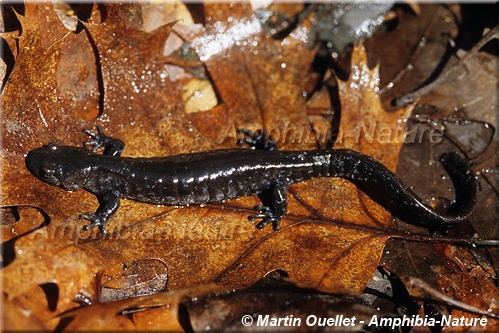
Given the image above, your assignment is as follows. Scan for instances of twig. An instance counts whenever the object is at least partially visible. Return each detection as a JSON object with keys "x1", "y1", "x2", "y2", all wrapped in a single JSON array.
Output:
[
  {"x1": 390, "y1": 233, "x2": 499, "y2": 247},
  {"x1": 409, "y1": 277, "x2": 499, "y2": 319},
  {"x1": 394, "y1": 25, "x2": 499, "y2": 106}
]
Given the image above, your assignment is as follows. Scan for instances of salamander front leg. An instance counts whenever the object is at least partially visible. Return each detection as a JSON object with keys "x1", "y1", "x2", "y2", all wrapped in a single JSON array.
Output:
[
  {"x1": 83, "y1": 127, "x2": 125, "y2": 157},
  {"x1": 80, "y1": 191, "x2": 120, "y2": 235},
  {"x1": 249, "y1": 182, "x2": 289, "y2": 231}
]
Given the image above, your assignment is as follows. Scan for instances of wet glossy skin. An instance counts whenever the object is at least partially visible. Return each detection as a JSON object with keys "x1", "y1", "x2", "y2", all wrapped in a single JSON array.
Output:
[{"x1": 25, "y1": 129, "x2": 477, "y2": 235}]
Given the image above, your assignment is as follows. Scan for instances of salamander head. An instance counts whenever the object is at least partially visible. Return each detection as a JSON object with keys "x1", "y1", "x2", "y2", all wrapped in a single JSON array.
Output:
[{"x1": 25, "y1": 143, "x2": 92, "y2": 191}]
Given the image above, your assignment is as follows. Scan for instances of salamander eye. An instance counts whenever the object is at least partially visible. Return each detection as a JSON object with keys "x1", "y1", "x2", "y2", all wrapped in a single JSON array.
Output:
[{"x1": 47, "y1": 143, "x2": 58, "y2": 151}]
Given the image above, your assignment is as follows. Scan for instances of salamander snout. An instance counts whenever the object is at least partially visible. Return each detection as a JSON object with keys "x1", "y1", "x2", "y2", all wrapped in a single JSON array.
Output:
[{"x1": 25, "y1": 145, "x2": 62, "y2": 187}]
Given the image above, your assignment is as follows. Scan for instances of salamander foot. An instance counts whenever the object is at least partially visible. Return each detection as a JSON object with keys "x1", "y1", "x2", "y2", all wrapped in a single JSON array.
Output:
[
  {"x1": 237, "y1": 129, "x2": 279, "y2": 151},
  {"x1": 83, "y1": 127, "x2": 125, "y2": 157},
  {"x1": 80, "y1": 212, "x2": 108, "y2": 236},
  {"x1": 248, "y1": 205, "x2": 280, "y2": 230}
]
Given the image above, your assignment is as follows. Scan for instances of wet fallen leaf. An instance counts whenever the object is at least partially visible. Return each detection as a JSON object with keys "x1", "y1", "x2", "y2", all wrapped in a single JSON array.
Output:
[
  {"x1": 58, "y1": 284, "x2": 218, "y2": 331},
  {"x1": 186, "y1": 275, "x2": 377, "y2": 332}
]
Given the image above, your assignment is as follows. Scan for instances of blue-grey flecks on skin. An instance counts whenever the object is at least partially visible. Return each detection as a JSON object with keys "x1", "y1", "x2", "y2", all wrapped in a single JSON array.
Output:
[{"x1": 25, "y1": 128, "x2": 476, "y2": 235}]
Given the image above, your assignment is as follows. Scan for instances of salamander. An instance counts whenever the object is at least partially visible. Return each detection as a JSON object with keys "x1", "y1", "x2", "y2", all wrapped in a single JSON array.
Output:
[{"x1": 25, "y1": 128, "x2": 477, "y2": 235}]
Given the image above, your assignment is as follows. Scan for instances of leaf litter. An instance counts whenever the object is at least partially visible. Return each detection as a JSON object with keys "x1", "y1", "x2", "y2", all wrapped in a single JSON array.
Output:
[{"x1": 1, "y1": 2, "x2": 497, "y2": 331}]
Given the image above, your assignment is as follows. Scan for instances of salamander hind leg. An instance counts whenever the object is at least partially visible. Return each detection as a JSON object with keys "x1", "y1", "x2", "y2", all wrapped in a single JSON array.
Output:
[
  {"x1": 237, "y1": 129, "x2": 279, "y2": 151},
  {"x1": 248, "y1": 182, "x2": 288, "y2": 231},
  {"x1": 80, "y1": 191, "x2": 120, "y2": 235}
]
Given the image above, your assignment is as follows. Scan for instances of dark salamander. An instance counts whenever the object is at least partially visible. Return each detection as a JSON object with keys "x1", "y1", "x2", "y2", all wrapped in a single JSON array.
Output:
[{"x1": 25, "y1": 128, "x2": 477, "y2": 235}]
